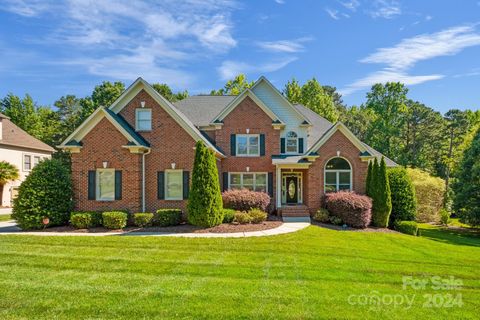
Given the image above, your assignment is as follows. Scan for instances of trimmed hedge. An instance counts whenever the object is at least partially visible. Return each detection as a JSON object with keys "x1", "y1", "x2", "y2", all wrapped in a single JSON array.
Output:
[
  {"x1": 325, "y1": 191, "x2": 372, "y2": 228},
  {"x1": 312, "y1": 208, "x2": 330, "y2": 223},
  {"x1": 234, "y1": 211, "x2": 252, "y2": 224},
  {"x1": 222, "y1": 208, "x2": 236, "y2": 223},
  {"x1": 222, "y1": 189, "x2": 271, "y2": 212},
  {"x1": 387, "y1": 167, "x2": 417, "y2": 226},
  {"x1": 407, "y1": 168, "x2": 445, "y2": 222},
  {"x1": 394, "y1": 221, "x2": 418, "y2": 236},
  {"x1": 248, "y1": 209, "x2": 267, "y2": 224},
  {"x1": 70, "y1": 211, "x2": 102, "y2": 227},
  {"x1": 133, "y1": 213, "x2": 154, "y2": 227},
  {"x1": 12, "y1": 159, "x2": 73, "y2": 230},
  {"x1": 70, "y1": 213, "x2": 92, "y2": 229},
  {"x1": 102, "y1": 211, "x2": 127, "y2": 229},
  {"x1": 155, "y1": 209, "x2": 182, "y2": 227}
]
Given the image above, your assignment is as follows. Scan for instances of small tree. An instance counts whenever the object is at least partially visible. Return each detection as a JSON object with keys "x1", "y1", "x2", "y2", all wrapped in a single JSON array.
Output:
[
  {"x1": 370, "y1": 157, "x2": 392, "y2": 227},
  {"x1": 12, "y1": 158, "x2": 73, "y2": 229},
  {"x1": 187, "y1": 141, "x2": 223, "y2": 227},
  {"x1": 387, "y1": 167, "x2": 417, "y2": 226},
  {"x1": 366, "y1": 160, "x2": 373, "y2": 196},
  {"x1": 0, "y1": 161, "x2": 19, "y2": 206},
  {"x1": 453, "y1": 128, "x2": 480, "y2": 226}
]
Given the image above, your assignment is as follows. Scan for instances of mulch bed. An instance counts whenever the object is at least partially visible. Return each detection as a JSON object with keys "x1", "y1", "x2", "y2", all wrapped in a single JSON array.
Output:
[
  {"x1": 31, "y1": 220, "x2": 283, "y2": 234},
  {"x1": 311, "y1": 221, "x2": 399, "y2": 233}
]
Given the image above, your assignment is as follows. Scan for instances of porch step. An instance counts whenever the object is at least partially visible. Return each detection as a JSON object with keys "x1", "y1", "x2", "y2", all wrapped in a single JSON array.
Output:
[{"x1": 279, "y1": 205, "x2": 310, "y2": 218}]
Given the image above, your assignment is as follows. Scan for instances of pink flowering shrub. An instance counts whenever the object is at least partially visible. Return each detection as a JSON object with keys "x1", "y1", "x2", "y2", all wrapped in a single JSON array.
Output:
[
  {"x1": 222, "y1": 189, "x2": 271, "y2": 212},
  {"x1": 325, "y1": 191, "x2": 372, "y2": 228}
]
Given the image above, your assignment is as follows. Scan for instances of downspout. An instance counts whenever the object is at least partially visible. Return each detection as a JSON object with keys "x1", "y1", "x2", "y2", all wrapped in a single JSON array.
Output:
[{"x1": 142, "y1": 149, "x2": 151, "y2": 212}]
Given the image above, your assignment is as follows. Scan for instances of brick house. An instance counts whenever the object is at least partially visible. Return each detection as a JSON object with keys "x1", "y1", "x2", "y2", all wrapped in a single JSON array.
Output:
[{"x1": 59, "y1": 77, "x2": 395, "y2": 220}]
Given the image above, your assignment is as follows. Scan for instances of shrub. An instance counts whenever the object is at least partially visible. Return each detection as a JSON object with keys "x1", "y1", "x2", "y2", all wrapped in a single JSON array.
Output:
[
  {"x1": 70, "y1": 211, "x2": 102, "y2": 227},
  {"x1": 12, "y1": 159, "x2": 73, "y2": 230},
  {"x1": 222, "y1": 208, "x2": 236, "y2": 223},
  {"x1": 325, "y1": 191, "x2": 372, "y2": 228},
  {"x1": 368, "y1": 157, "x2": 392, "y2": 228},
  {"x1": 248, "y1": 208, "x2": 267, "y2": 224},
  {"x1": 70, "y1": 213, "x2": 92, "y2": 229},
  {"x1": 407, "y1": 168, "x2": 445, "y2": 222},
  {"x1": 394, "y1": 221, "x2": 418, "y2": 236},
  {"x1": 387, "y1": 167, "x2": 417, "y2": 226},
  {"x1": 133, "y1": 213, "x2": 154, "y2": 227},
  {"x1": 234, "y1": 211, "x2": 252, "y2": 224},
  {"x1": 312, "y1": 208, "x2": 330, "y2": 223},
  {"x1": 439, "y1": 209, "x2": 451, "y2": 226},
  {"x1": 187, "y1": 141, "x2": 224, "y2": 227},
  {"x1": 329, "y1": 216, "x2": 343, "y2": 225},
  {"x1": 102, "y1": 211, "x2": 127, "y2": 229},
  {"x1": 222, "y1": 189, "x2": 271, "y2": 212},
  {"x1": 155, "y1": 209, "x2": 182, "y2": 227}
]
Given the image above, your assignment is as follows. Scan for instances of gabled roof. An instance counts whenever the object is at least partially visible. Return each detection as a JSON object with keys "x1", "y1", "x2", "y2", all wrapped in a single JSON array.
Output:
[
  {"x1": 0, "y1": 113, "x2": 55, "y2": 153},
  {"x1": 174, "y1": 96, "x2": 236, "y2": 127},
  {"x1": 307, "y1": 122, "x2": 368, "y2": 154},
  {"x1": 212, "y1": 89, "x2": 284, "y2": 124}
]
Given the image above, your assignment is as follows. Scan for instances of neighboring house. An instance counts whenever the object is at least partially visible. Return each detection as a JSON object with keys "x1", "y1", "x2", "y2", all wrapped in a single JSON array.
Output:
[
  {"x1": 0, "y1": 112, "x2": 55, "y2": 207},
  {"x1": 59, "y1": 77, "x2": 395, "y2": 219}
]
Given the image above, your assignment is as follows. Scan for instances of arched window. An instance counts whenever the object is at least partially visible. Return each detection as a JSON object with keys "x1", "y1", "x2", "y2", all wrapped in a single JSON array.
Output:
[
  {"x1": 324, "y1": 157, "x2": 352, "y2": 193},
  {"x1": 286, "y1": 131, "x2": 298, "y2": 153}
]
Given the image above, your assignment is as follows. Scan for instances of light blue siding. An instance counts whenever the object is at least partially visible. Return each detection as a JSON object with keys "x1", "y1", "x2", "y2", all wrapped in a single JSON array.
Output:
[{"x1": 252, "y1": 81, "x2": 308, "y2": 153}]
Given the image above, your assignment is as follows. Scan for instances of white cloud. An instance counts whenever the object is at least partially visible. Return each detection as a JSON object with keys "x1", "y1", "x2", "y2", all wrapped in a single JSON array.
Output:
[
  {"x1": 325, "y1": 7, "x2": 340, "y2": 20},
  {"x1": 368, "y1": 0, "x2": 401, "y2": 19},
  {"x1": 342, "y1": 25, "x2": 480, "y2": 95},
  {"x1": 218, "y1": 57, "x2": 297, "y2": 80},
  {"x1": 0, "y1": 0, "x2": 53, "y2": 17},
  {"x1": 339, "y1": 0, "x2": 360, "y2": 12},
  {"x1": 257, "y1": 37, "x2": 312, "y2": 53},
  {"x1": 274, "y1": 0, "x2": 285, "y2": 4},
  {"x1": 453, "y1": 68, "x2": 480, "y2": 78}
]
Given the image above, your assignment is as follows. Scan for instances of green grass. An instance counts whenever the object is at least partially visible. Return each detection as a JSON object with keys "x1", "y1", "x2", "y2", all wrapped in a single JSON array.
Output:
[
  {"x1": 418, "y1": 221, "x2": 480, "y2": 247},
  {"x1": 0, "y1": 226, "x2": 479, "y2": 319},
  {"x1": 0, "y1": 214, "x2": 12, "y2": 222}
]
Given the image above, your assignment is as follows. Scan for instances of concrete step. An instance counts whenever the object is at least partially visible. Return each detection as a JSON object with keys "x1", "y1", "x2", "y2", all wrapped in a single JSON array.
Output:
[
  {"x1": 279, "y1": 205, "x2": 310, "y2": 218},
  {"x1": 283, "y1": 216, "x2": 311, "y2": 223}
]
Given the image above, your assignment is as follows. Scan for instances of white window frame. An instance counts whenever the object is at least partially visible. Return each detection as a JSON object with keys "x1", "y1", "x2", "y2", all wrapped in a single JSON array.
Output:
[
  {"x1": 324, "y1": 157, "x2": 352, "y2": 193},
  {"x1": 165, "y1": 169, "x2": 183, "y2": 200},
  {"x1": 236, "y1": 134, "x2": 260, "y2": 157},
  {"x1": 23, "y1": 154, "x2": 32, "y2": 171},
  {"x1": 228, "y1": 172, "x2": 268, "y2": 192},
  {"x1": 96, "y1": 168, "x2": 115, "y2": 201},
  {"x1": 135, "y1": 108, "x2": 152, "y2": 131},
  {"x1": 285, "y1": 131, "x2": 298, "y2": 154}
]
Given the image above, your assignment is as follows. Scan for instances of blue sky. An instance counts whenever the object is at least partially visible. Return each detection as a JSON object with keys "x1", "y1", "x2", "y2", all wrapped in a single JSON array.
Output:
[{"x1": 0, "y1": 0, "x2": 479, "y2": 113}]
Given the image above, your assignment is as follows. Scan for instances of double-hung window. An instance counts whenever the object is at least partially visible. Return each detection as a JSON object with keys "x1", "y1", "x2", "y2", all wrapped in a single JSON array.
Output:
[
  {"x1": 33, "y1": 156, "x2": 40, "y2": 167},
  {"x1": 236, "y1": 134, "x2": 259, "y2": 156},
  {"x1": 229, "y1": 173, "x2": 267, "y2": 192},
  {"x1": 23, "y1": 155, "x2": 31, "y2": 171},
  {"x1": 135, "y1": 109, "x2": 152, "y2": 131},
  {"x1": 96, "y1": 169, "x2": 115, "y2": 201},
  {"x1": 286, "y1": 131, "x2": 298, "y2": 153},
  {"x1": 165, "y1": 170, "x2": 183, "y2": 200}
]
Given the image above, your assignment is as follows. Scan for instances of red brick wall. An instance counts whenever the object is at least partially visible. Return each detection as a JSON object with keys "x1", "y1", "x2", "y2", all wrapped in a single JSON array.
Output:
[
  {"x1": 215, "y1": 96, "x2": 280, "y2": 203},
  {"x1": 306, "y1": 130, "x2": 368, "y2": 212},
  {"x1": 71, "y1": 117, "x2": 143, "y2": 212},
  {"x1": 119, "y1": 89, "x2": 197, "y2": 213}
]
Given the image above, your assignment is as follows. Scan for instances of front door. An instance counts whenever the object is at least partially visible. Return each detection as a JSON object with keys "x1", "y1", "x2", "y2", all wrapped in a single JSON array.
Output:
[{"x1": 285, "y1": 176, "x2": 298, "y2": 204}]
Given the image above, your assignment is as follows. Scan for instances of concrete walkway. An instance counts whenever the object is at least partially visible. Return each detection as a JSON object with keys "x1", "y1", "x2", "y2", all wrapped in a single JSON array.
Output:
[
  {"x1": 0, "y1": 207, "x2": 12, "y2": 215},
  {"x1": 0, "y1": 221, "x2": 309, "y2": 238}
]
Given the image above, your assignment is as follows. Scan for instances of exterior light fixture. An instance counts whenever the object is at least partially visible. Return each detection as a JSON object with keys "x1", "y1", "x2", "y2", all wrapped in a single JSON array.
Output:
[
  {"x1": 171, "y1": 163, "x2": 176, "y2": 169},
  {"x1": 246, "y1": 166, "x2": 250, "y2": 172},
  {"x1": 102, "y1": 161, "x2": 108, "y2": 168},
  {"x1": 246, "y1": 128, "x2": 250, "y2": 134},
  {"x1": 337, "y1": 151, "x2": 341, "y2": 157},
  {"x1": 141, "y1": 101, "x2": 146, "y2": 108}
]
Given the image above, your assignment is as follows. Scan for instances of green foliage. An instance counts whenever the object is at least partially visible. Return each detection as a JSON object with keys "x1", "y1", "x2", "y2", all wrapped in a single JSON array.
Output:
[
  {"x1": 234, "y1": 211, "x2": 252, "y2": 224},
  {"x1": 222, "y1": 208, "x2": 236, "y2": 223},
  {"x1": 210, "y1": 74, "x2": 253, "y2": 95},
  {"x1": 369, "y1": 157, "x2": 392, "y2": 228},
  {"x1": 155, "y1": 209, "x2": 182, "y2": 227},
  {"x1": 387, "y1": 167, "x2": 417, "y2": 226},
  {"x1": 366, "y1": 160, "x2": 373, "y2": 196},
  {"x1": 407, "y1": 168, "x2": 445, "y2": 222},
  {"x1": 0, "y1": 161, "x2": 19, "y2": 204},
  {"x1": 394, "y1": 221, "x2": 418, "y2": 236},
  {"x1": 329, "y1": 216, "x2": 343, "y2": 225},
  {"x1": 70, "y1": 211, "x2": 102, "y2": 227},
  {"x1": 152, "y1": 83, "x2": 188, "y2": 102},
  {"x1": 12, "y1": 159, "x2": 73, "y2": 230},
  {"x1": 342, "y1": 105, "x2": 376, "y2": 142},
  {"x1": 70, "y1": 213, "x2": 93, "y2": 229},
  {"x1": 187, "y1": 141, "x2": 223, "y2": 227},
  {"x1": 247, "y1": 208, "x2": 267, "y2": 224},
  {"x1": 102, "y1": 211, "x2": 127, "y2": 229},
  {"x1": 313, "y1": 208, "x2": 330, "y2": 223},
  {"x1": 453, "y1": 128, "x2": 480, "y2": 226},
  {"x1": 439, "y1": 209, "x2": 451, "y2": 226},
  {"x1": 133, "y1": 213, "x2": 154, "y2": 227}
]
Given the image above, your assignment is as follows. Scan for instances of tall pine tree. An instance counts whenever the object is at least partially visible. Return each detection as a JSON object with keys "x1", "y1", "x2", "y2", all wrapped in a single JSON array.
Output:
[
  {"x1": 371, "y1": 157, "x2": 392, "y2": 227},
  {"x1": 366, "y1": 160, "x2": 373, "y2": 196}
]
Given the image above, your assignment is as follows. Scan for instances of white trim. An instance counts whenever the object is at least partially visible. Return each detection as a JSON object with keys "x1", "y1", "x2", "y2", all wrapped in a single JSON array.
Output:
[
  {"x1": 235, "y1": 134, "x2": 260, "y2": 157},
  {"x1": 135, "y1": 108, "x2": 152, "y2": 131},
  {"x1": 96, "y1": 168, "x2": 115, "y2": 201},
  {"x1": 323, "y1": 157, "x2": 353, "y2": 193},
  {"x1": 228, "y1": 172, "x2": 268, "y2": 192},
  {"x1": 307, "y1": 122, "x2": 368, "y2": 155},
  {"x1": 165, "y1": 169, "x2": 183, "y2": 200}
]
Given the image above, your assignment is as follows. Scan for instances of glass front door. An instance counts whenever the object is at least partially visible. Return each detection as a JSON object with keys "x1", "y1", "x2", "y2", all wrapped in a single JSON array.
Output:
[{"x1": 285, "y1": 176, "x2": 298, "y2": 204}]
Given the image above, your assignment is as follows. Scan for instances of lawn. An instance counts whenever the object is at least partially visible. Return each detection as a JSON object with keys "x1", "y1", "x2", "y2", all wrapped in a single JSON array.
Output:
[
  {"x1": 0, "y1": 225, "x2": 479, "y2": 319},
  {"x1": 0, "y1": 214, "x2": 12, "y2": 222}
]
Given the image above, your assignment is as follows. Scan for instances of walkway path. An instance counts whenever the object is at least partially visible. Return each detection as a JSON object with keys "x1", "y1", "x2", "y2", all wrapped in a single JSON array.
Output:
[{"x1": 0, "y1": 220, "x2": 309, "y2": 238}]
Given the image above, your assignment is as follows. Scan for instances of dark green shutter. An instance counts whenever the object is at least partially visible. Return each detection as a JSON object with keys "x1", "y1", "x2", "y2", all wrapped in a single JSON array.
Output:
[
  {"x1": 157, "y1": 171, "x2": 165, "y2": 200},
  {"x1": 280, "y1": 138, "x2": 286, "y2": 154},
  {"x1": 230, "y1": 134, "x2": 236, "y2": 156},
  {"x1": 298, "y1": 138, "x2": 304, "y2": 154},
  {"x1": 260, "y1": 134, "x2": 265, "y2": 156},
  {"x1": 222, "y1": 172, "x2": 229, "y2": 191},
  {"x1": 114, "y1": 170, "x2": 122, "y2": 200},
  {"x1": 88, "y1": 171, "x2": 96, "y2": 200},
  {"x1": 268, "y1": 172, "x2": 273, "y2": 197},
  {"x1": 183, "y1": 171, "x2": 190, "y2": 199}
]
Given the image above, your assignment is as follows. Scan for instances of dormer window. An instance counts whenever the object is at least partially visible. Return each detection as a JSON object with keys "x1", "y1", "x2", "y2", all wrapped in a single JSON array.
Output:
[
  {"x1": 286, "y1": 131, "x2": 298, "y2": 153},
  {"x1": 135, "y1": 109, "x2": 152, "y2": 131}
]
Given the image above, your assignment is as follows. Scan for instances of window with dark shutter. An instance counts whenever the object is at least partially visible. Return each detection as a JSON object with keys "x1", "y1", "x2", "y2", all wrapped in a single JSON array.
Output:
[
  {"x1": 115, "y1": 170, "x2": 122, "y2": 200},
  {"x1": 260, "y1": 134, "x2": 265, "y2": 156},
  {"x1": 88, "y1": 171, "x2": 96, "y2": 200},
  {"x1": 157, "y1": 171, "x2": 165, "y2": 200},
  {"x1": 299, "y1": 138, "x2": 304, "y2": 154},
  {"x1": 230, "y1": 134, "x2": 236, "y2": 156},
  {"x1": 280, "y1": 138, "x2": 286, "y2": 154},
  {"x1": 222, "y1": 172, "x2": 228, "y2": 191},
  {"x1": 183, "y1": 171, "x2": 190, "y2": 199}
]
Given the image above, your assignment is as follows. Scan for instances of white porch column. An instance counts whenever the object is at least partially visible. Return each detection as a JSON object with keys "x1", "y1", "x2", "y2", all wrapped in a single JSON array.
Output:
[{"x1": 276, "y1": 165, "x2": 282, "y2": 208}]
